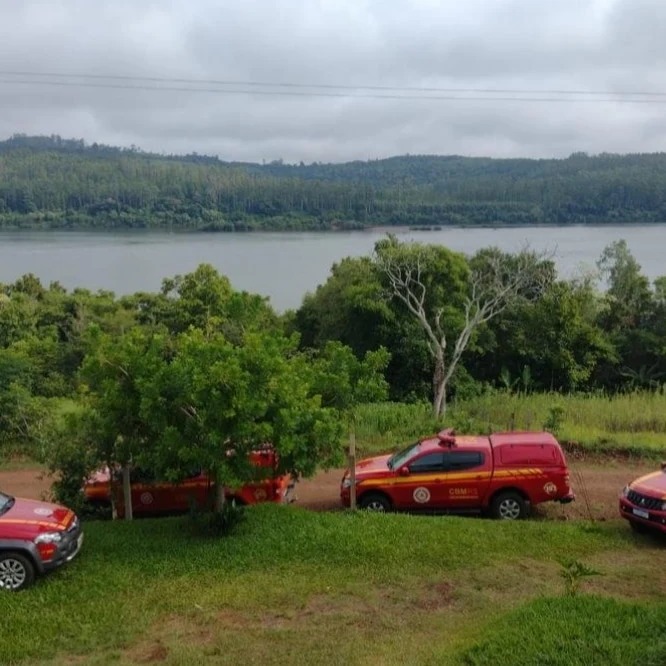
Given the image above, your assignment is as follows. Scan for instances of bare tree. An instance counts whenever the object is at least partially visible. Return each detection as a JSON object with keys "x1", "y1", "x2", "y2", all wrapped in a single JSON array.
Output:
[{"x1": 376, "y1": 240, "x2": 552, "y2": 418}]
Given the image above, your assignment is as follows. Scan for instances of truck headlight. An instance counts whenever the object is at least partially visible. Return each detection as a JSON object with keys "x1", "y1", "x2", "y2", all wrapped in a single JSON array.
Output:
[
  {"x1": 342, "y1": 478, "x2": 352, "y2": 489},
  {"x1": 621, "y1": 486, "x2": 629, "y2": 498}
]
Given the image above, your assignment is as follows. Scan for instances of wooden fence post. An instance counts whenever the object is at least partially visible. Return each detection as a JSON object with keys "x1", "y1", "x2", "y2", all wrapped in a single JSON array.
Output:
[{"x1": 348, "y1": 431, "x2": 357, "y2": 511}]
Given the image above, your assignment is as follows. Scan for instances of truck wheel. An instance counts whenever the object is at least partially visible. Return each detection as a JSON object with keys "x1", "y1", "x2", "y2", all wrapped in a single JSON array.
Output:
[
  {"x1": 359, "y1": 492, "x2": 391, "y2": 512},
  {"x1": 629, "y1": 520, "x2": 649, "y2": 534},
  {"x1": 83, "y1": 500, "x2": 112, "y2": 520},
  {"x1": 0, "y1": 552, "x2": 36, "y2": 591},
  {"x1": 491, "y1": 492, "x2": 527, "y2": 520}
]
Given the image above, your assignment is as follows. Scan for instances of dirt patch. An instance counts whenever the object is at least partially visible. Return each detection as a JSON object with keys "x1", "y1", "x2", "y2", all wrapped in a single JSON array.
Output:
[
  {"x1": 132, "y1": 641, "x2": 168, "y2": 664},
  {"x1": 0, "y1": 459, "x2": 658, "y2": 522},
  {"x1": 536, "y1": 460, "x2": 655, "y2": 522},
  {"x1": 295, "y1": 468, "x2": 344, "y2": 511},
  {"x1": 0, "y1": 467, "x2": 52, "y2": 501},
  {"x1": 123, "y1": 615, "x2": 214, "y2": 664}
]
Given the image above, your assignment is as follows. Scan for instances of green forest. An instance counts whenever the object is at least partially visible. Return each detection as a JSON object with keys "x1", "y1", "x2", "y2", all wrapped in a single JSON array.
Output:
[{"x1": 3, "y1": 134, "x2": 666, "y2": 230}]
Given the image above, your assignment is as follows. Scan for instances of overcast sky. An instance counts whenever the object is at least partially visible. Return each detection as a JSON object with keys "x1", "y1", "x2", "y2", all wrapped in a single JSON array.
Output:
[{"x1": 0, "y1": 0, "x2": 665, "y2": 164}]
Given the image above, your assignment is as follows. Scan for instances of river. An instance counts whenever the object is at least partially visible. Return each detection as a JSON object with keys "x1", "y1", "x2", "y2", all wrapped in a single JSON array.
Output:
[{"x1": 0, "y1": 226, "x2": 664, "y2": 311}]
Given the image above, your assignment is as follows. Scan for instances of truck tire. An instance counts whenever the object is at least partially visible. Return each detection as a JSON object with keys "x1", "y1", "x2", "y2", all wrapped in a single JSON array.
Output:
[
  {"x1": 629, "y1": 520, "x2": 649, "y2": 534},
  {"x1": 491, "y1": 491, "x2": 527, "y2": 520},
  {"x1": 0, "y1": 551, "x2": 36, "y2": 591},
  {"x1": 83, "y1": 500, "x2": 112, "y2": 520},
  {"x1": 359, "y1": 492, "x2": 392, "y2": 512}
]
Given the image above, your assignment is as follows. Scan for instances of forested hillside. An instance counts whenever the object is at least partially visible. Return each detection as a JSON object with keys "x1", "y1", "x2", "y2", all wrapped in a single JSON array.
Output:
[{"x1": 2, "y1": 134, "x2": 666, "y2": 230}]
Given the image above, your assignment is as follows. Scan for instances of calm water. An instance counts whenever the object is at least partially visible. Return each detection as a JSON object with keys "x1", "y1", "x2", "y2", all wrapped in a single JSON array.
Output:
[{"x1": 0, "y1": 226, "x2": 664, "y2": 311}]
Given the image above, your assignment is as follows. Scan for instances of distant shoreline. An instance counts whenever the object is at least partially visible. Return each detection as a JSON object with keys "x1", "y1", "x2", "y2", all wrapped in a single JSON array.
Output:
[{"x1": 2, "y1": 220, "x2": 666, "y2": 235}]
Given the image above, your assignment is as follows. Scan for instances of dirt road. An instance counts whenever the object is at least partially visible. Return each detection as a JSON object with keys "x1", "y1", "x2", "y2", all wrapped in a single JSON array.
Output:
[{"x1": 0, "y1": 459, "x2": 657, "y2": 522}]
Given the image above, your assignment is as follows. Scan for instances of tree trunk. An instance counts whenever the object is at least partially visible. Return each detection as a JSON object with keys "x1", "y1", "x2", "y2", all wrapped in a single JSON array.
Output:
[
  {"x1": 122, "y1": 464, "x2": 133, "y2": 521},
  {"x1": 432, "y1": 354, "x2": 447, "y2": 419},
  {"x1": 211, "y1": 471, "x2": 226, "y2": 512}
]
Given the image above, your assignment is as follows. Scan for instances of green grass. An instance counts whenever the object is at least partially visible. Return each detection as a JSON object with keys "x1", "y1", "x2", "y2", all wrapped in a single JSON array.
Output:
[
  {"x1": 0, "y1": 459, "x2": 45, "y2": 472},
  {"x1": 456, "y1": 595, "x2": 666, "y2": 666},
  {"x1": 353, "y1": 392, "x2": 666, "y2": 459},
  {"x1": 2, "y1": 504, "x2": 664, "y2": 665}
]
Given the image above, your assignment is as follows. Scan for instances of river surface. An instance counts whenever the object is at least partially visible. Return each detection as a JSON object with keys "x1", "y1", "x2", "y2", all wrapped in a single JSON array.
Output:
[{"x1": 0, "y1": 226, "x2": 664, "y2": 311}]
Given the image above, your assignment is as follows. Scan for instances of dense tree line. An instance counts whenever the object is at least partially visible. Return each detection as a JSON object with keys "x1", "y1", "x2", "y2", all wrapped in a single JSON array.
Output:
[
  {"x1": 292, "y1": 239, "x2": 666, "y2": 404},
  {"x1": 2, "y1": 135, "x2": 666, "y2": 230}
]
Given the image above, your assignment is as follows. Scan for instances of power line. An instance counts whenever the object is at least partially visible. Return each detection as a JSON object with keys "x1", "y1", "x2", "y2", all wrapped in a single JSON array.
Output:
[
  {"x1": 2, "y1": 77, "x2": 666, "y2": 104},
  {"x1": 0, "y1": 69, "x2": 665, "y2": 98}
]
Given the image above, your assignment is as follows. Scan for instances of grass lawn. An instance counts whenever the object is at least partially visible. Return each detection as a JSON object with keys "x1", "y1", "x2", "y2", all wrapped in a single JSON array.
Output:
[{"x1": 2, "y1": 504, "x2": 664, "y2": 665}]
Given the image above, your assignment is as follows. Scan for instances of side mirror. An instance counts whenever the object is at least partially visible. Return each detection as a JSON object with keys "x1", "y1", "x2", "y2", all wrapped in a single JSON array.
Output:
[{"x1": 398, "y1": 466, "x2": 410, "y2": 477}]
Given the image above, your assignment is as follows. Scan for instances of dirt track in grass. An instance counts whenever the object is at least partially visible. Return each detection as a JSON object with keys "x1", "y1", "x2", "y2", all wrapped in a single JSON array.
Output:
[{"x1": 0, "y1": 459, "x2": 658, "y2": 522}]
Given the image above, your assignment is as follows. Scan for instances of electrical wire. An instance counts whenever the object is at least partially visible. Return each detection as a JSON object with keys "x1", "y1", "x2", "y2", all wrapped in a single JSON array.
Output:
[
  {"x1": 0, "y1": 69, "x2": 665, "y2": 101},
  {"x1": 2, "y1": 77, "x2": 666, "y2": 104}
]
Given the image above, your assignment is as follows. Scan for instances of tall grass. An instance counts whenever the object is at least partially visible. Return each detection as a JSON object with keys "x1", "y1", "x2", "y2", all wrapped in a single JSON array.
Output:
[
  {"x1": 354, "y1": 391, "x2": 666, "y2": 458},
  {"x1": 352, "y1": 401, "x2": 442, "y2": 454}
]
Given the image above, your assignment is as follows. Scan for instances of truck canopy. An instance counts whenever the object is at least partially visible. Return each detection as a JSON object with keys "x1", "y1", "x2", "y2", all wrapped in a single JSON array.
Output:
[{"x1": 489, "y1": 431, "x2": 565, "y2": 467}]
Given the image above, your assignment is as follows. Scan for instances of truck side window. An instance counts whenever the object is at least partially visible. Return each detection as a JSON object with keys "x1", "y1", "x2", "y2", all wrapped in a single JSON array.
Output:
[
  {"x1": 443, "y1": 452, "x2": 484, "y2": 471},
  {"x1": 408, "y1": 452, "x2": 446, "y2": 473}
]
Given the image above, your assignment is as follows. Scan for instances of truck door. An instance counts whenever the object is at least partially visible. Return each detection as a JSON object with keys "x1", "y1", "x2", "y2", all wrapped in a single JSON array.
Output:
[
  {"x1": 391, "y1": 452, "x2": 448, "y2": 509},
  {"x1": 440, "y1": 451, "x2": 490, "y2": 510}
]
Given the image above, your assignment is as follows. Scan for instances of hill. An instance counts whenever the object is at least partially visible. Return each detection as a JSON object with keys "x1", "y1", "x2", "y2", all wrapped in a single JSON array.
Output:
[{"x1": 2, "y1": 134, "x2": 666, "y2": 230}]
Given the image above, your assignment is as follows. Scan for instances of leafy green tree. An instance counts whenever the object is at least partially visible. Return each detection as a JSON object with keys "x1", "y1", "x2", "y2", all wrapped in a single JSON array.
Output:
[
  {"x1": 294, "y1": 257, "x2": 389, "y2": 356},
  {"x1": 126, "y1": 264, "x2": 278, "y2": 341},
  {"x1": 139, "y1": 329, "x2": 344, "y2": 510},
  {"x1": 63, "y1": 325, "x2": 347, "y2": 516},
  {"x1": 307, "y1": 341, "x2": 390, "y2": 410},
  {"x1": 594, "y1": 241, "x2": 664, "y2": 389},
  {"x1": 292, "y1": 256, "x2": 432, "y2": 402},
  {"x1": 75, "y1": 326, "x2": 167, "y2": 517},
  {"x1": 597, "y1": 240, "x2": 652, "y2": 330},
  {"x1": 495, "y1": 279, "x2": 613, "y2": 391}
]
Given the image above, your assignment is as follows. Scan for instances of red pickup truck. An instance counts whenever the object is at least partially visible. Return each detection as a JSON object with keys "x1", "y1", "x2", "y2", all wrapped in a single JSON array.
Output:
[
  {"x1": 619, "y1": 463, "x2": 666, "y2": 534},
  {"x1": 84, "y1": 449, "x2": 296, "y2": 517},
  {"x1": 341, "y1": 429, "x2": 574, "y2": 519},
  {"x1": 0, "y1": 492, "x2": 83, "y2": 591}
]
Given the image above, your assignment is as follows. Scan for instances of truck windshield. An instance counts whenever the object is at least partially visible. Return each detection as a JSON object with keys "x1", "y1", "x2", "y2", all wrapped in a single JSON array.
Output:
[
  {"x1": 388, "y1": 442, "x2": 421, "y2": 470},
  {"x1": 0, "y1": 492, "x2": 15, "y2": 516}
]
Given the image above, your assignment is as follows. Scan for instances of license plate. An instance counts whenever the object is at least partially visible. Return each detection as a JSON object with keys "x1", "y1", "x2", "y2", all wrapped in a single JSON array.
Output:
[{"x1": 632, "y1": 508, "x2": 649, "y2": 520}]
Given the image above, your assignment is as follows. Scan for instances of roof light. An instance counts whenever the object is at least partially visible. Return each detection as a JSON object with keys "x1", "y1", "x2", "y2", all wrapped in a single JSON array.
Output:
[{"x1": 437, "y1": 429, "x2": 456, "y2": 447}]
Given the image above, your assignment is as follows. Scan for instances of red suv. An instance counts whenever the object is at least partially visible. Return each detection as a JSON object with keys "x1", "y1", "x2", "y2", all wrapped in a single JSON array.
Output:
[
  {"x1": 619, "y1": 463, "x2": 666, "y2": 534},
  {"x1": 0, "y1": 491, "x2": 83, "y2": 591},
  {"x1": 341, "y1": 429, "x2": 574, "y2": 519}
]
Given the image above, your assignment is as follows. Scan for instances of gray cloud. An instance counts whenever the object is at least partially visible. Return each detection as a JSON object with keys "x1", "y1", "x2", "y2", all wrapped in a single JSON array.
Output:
[{"x1": 0, "y1": 0, "x2": 664, "y2": 163}]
